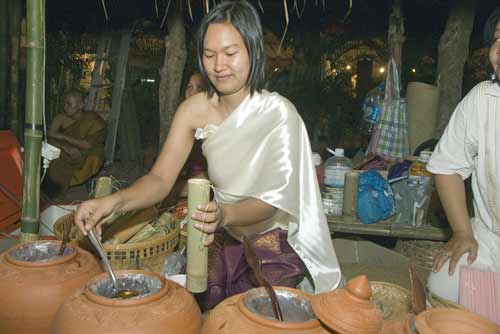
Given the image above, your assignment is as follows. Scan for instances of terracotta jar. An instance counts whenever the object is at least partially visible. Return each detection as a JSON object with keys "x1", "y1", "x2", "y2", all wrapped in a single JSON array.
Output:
[
  {"x1": 202, "y1": 286, "x2": 329, "y2": 334},
  {"x1": 52, "y1": 270, "x2": 202, "y2": 334},
  {"x1": 312, "y1": 275, "x2": 384, "y2": 334},
  {"x1": 0, "y1": 240, "x2": 101, "y2": 334},
  {"x1": 405, "y1": 308, "x2": 500, "y2": 334}
]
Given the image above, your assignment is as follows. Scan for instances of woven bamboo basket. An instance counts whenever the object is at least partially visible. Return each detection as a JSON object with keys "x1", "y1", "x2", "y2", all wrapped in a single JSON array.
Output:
[
  {"x1": 395, "y1": 239, "x2": 446, "y2": 272},
  {"x1": 53, "y1": 212, "x2": 179, "y2": 273},
  {"x1": 369, "y1": 281, "x2": 412, "y2": 320},
  {"x1": 426, "y1": 289, "x2": 464, "y2": 310}
]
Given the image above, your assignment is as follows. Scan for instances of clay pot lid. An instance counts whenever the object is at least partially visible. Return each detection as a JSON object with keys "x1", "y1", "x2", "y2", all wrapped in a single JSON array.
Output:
[
  {"x1": 414, "y1": 308, "x2": 500, "y2": 334},
  {"x1": 311, "y1": 275, "x2": 383, "y2": 334}
]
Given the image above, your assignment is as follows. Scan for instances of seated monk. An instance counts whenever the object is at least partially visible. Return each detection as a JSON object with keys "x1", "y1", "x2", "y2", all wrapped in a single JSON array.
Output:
[{"x1": 42, "y1": 90, "x2": 107, "y2": 198}]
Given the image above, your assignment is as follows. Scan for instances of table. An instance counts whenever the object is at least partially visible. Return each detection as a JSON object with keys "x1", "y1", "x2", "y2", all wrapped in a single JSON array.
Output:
[{"x1": 327, "y1": 215, "x2": 451, "y2": 241}]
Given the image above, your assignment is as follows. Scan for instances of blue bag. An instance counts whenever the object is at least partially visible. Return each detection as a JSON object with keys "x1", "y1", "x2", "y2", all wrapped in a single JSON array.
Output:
[{"x1": 357, "y1": 170, "x2": 395, "y2": 224}]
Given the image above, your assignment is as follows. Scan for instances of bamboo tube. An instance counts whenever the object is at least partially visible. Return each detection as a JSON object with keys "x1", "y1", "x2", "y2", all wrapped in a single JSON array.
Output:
[
  {"x1": 108, "y1": 220, "x2": 150, "y2": 245},
  {"x1": 186, "y1": 178, "x2": 210, "y2": 293},
  {"x1": 94, "y1": 176, "x2": 113, "y2": 198},
  {"x1": 20, "y1": 0, "x2": 45, "y2": 241},
  {"x1": 342, "y1": 172, "x2": 359, "y2": 223}
]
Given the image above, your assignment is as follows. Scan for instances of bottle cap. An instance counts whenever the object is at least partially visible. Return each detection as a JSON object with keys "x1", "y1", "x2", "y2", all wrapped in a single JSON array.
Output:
[
  {"x1": 312, "y1": 152, "x2": 322, "y2": 166},
  {"x1": 419, "y1": 150, "x2": 432, "y2": 162},
  {"x1": 334, "y1": 148, "x2": 344, "y2": 157}
]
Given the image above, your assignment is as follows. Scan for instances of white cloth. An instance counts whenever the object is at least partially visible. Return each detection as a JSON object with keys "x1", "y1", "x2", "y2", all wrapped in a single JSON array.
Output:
[
  {"x1": 195, "y1": 90, "x2": 341, "y2": 293},
  {"x1": 426, "y1": 81, "x2": 500, "y2": 301}
]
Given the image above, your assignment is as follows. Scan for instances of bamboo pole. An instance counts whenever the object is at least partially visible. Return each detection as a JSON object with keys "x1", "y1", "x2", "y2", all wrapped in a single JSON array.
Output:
[
  {"x1": 9, "y1": 0, "x2": 22, "y2": 137},
  {"x1": 20, "y1": 0, "x2": 45, "y2": 242},
  {"x1": 186, "y1": 178, "x2": 210, "y2": 293}
]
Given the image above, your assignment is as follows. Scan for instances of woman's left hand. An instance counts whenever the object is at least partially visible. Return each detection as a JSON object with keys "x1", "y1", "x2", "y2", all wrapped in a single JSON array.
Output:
[{"x1": 192, "y1": 201, "x2": 226, "y2": 245}]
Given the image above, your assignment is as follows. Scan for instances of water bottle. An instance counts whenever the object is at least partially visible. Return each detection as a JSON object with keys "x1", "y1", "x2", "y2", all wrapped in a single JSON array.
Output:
[
  {"x1": 407, "y1": 150, "x2": 434, "y2": 226},
  {"x1": 408, "y1": 150, "x2": 433, "y2": 186},
  {"x1": 362, "y1": 83, "x2": 384, "y2": 133},
  {"x1": 323, "y1": 148, "x2": 353, "y2": 216},
  {"x1": 312, "y1": 152, "x2": 324, "y2": 189}
]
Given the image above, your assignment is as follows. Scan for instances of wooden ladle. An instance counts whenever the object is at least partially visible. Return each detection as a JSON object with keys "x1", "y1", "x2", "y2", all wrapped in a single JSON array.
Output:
[{"x1": 242, "y1": 236, "x2": 284, "y2": 321}]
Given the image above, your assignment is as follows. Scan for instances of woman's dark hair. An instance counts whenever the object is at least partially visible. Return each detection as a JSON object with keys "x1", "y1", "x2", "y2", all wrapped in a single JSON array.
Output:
[
  {"x1": 484, "y1": 7, "x2": 500, "y2": 46},
  {"x1": 196, "y1": 0, "x2": 267, "y2": 97}
]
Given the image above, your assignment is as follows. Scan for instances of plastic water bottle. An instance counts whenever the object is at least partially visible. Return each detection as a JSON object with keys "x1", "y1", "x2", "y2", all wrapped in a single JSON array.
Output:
[
  {"x1": 362, "y1": 83, "x2": 384, "y2": 133},
  {"x1": 312, "y1": 152, "x2": 323, "y2": 188},
  {"x1": 408, "y1": 150, "x2": 433, "y2": 186},
  {"x1": 323, "y1": 148, "x2": 353, "y2": 216}
]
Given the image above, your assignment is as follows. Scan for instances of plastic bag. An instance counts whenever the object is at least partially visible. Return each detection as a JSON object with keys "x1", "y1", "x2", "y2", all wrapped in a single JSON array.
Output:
[
  {"x1": 366, "y1": 57, "x2": 410, "y2": 161},
  {"x1": 357, "y1": 170, "x2": 395, "y2": 224},
  {"x1": 392, "y1": 180, "x2": 433, "y2": 227},
  {"x1": 362, "y1": 83, "x2": 385, "y2": 133},
  {"x1": 160, "y1": 250, "x2": 186, "y2": 277}
]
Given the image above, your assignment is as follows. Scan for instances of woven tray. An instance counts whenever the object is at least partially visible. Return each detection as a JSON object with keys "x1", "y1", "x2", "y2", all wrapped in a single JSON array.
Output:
[
  {"x1": 426, "y1": 290, "x2": 464, "y2": 310},
  {"x1": 53, "y1": 210, "x2": 179, "y2": 273},
  {"x1": 395, "y1": 239, "x2": 446, "y2": 272},
  {"x1": 370, "y1": 281, "x2": 412, "y2": 320}
]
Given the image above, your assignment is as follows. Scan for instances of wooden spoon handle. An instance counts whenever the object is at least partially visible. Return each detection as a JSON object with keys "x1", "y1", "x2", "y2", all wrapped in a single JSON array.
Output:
[{"x1": 243, "y1": 236, "x2": 284, "y2": 321}]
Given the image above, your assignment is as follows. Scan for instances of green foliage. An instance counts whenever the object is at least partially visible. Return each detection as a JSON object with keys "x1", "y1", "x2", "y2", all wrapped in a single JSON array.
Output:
[
  {"x1": 45, "y1": 32, "x2": 95, "y2": 123},
  {"x1": 268, "y1": 32, "x2": 367, "y2": 149}
]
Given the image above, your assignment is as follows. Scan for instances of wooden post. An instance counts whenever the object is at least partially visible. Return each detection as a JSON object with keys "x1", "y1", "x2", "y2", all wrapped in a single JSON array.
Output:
[
  {"x1": 104, "y1": 31, "x2": 131, "y2": 165},
  {"x1": 20, "y1": 0, "x2": 44, "y2": 242},
  {"x1": 86, "y1": 34, "x2": 112, "y2": 113},
  {"x1": 0, "y1": 0, "x2": 8, "y2": 129},
  {"x1": 388, "y1": 0, "x2": 405, "y2": 81},
  {"x1": 158, "y1": 9, "x2": 187, "y2": 145},
  {"x1": 186, "y1": 178, "x2": 210, "y2": 293},
  {"x1": 435, "y1": 0, "x2": 477, "y2": 136}
]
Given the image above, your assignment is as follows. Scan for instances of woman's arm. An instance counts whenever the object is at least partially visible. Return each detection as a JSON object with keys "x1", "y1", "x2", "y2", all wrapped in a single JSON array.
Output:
[
  {"x1": 432, "y1": 173, "x2": 478, "y2": 275},
  {"x1": 75, "y1": 101, "x2": 199, "y2": 234}
]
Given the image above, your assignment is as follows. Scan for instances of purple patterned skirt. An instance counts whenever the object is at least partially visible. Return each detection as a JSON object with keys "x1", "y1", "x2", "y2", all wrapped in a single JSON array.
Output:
[{"x1": 201, "y1": 227, "x2": 306, "y2": 310}]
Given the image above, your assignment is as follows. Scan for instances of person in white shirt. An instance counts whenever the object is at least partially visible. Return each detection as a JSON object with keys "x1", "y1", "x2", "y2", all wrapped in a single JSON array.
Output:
[{"x1": 426, "y1": 7, "x2": 500, "y2": 302}]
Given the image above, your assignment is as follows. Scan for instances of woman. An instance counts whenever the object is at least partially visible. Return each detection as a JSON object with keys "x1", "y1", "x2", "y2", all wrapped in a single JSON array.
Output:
[
  {"x1": 179, "y1": 73, "x2": 209, "y2": 197},
  {"x1": 427, "y1": 7, "x2": 500, "y2": 302},
  {"x1": 185, "y1": 73, "x2": 207, "y2": 100},
  {"x1": 75, "y1": 0, "x2": 340, "y2": 305}
]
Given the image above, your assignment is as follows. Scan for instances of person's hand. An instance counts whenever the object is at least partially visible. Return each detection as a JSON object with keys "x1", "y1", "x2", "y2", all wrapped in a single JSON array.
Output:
[
  {"x1": 432, "y1": 233, "x2": 478, "y2": 275},
  {"x1": 74, "y1": 196, "x2": 117, "y2": 236},
  {"x1": 192, "y1": 201, "x2": 226, "y2": 246},
  {"x1": 64, "y1": 146, "x2": 82, "y2": 159}
]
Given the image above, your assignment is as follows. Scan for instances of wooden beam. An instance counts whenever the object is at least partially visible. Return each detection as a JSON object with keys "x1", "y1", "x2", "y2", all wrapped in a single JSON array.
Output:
[{"x1": 104, "y1": 31, "x2": 131, "y2": 165}]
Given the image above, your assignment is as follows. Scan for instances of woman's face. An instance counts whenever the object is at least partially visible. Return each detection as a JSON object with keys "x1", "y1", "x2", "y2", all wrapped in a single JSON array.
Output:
[
  {"x1": 202, "y1": 23, "x2": 251, "y2": 97},
  {"x1": 489, "y1": 21, "x2": 500, "y2": 76},
  {"x1": 185, "y1": 74, "x2": 204, "y2": 99}
]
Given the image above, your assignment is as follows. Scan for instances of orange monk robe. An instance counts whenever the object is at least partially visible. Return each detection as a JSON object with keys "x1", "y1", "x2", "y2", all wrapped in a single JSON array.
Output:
[{"x1": 48, "y1": 111, "x2": 106, "y2": 191}]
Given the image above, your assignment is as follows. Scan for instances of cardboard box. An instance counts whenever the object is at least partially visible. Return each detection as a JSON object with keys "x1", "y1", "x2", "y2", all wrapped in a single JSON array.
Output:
[
  {"x1": 10, "y1": 205, "x2": 77, "y2": 237},
  {"x1": 334, "y1": 238, "x2": 428, "y2": 289}
]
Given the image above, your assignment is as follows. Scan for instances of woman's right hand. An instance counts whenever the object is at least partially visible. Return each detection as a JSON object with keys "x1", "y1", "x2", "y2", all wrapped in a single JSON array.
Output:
[
  {"x1": 74, "y1": 196, "x2": 118, "y2": 236},
  {"x1": 432, "y1": 233, "x2": 478, "y2": 275}
]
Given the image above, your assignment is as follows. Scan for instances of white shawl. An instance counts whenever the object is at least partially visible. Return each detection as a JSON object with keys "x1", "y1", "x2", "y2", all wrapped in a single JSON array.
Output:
[{"x1": 196, "y1": 90, "x2": 341, "y2": 293}]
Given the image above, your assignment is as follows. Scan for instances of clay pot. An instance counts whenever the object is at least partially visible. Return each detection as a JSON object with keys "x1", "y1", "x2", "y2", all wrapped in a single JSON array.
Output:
[
  {"x1": 202, "y1": 286, "x2": 329, "y2": 334},
  {"x1": 405, "y1": 308, "x2": 500, "y2": 334},
  {"x1": 312, "y1": 275, "x2": 384, "y2": 334},
  {"x1": 0, "y1": 240, "x2": 101, "y2": 334},
  {"x1": 53, "y1": 270, "x2": 201, "y2": 334}
]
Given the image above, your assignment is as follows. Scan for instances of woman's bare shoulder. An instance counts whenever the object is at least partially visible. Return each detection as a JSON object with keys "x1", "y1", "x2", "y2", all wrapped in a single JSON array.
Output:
[{"x1": 176, "y1": 93, "x2": 213, "y2": 127}]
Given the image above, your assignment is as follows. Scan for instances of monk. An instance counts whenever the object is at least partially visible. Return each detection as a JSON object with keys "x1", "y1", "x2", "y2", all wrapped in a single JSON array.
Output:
[{"x1": 44, "y1": 91, "x2": 106, "y2": 197}]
